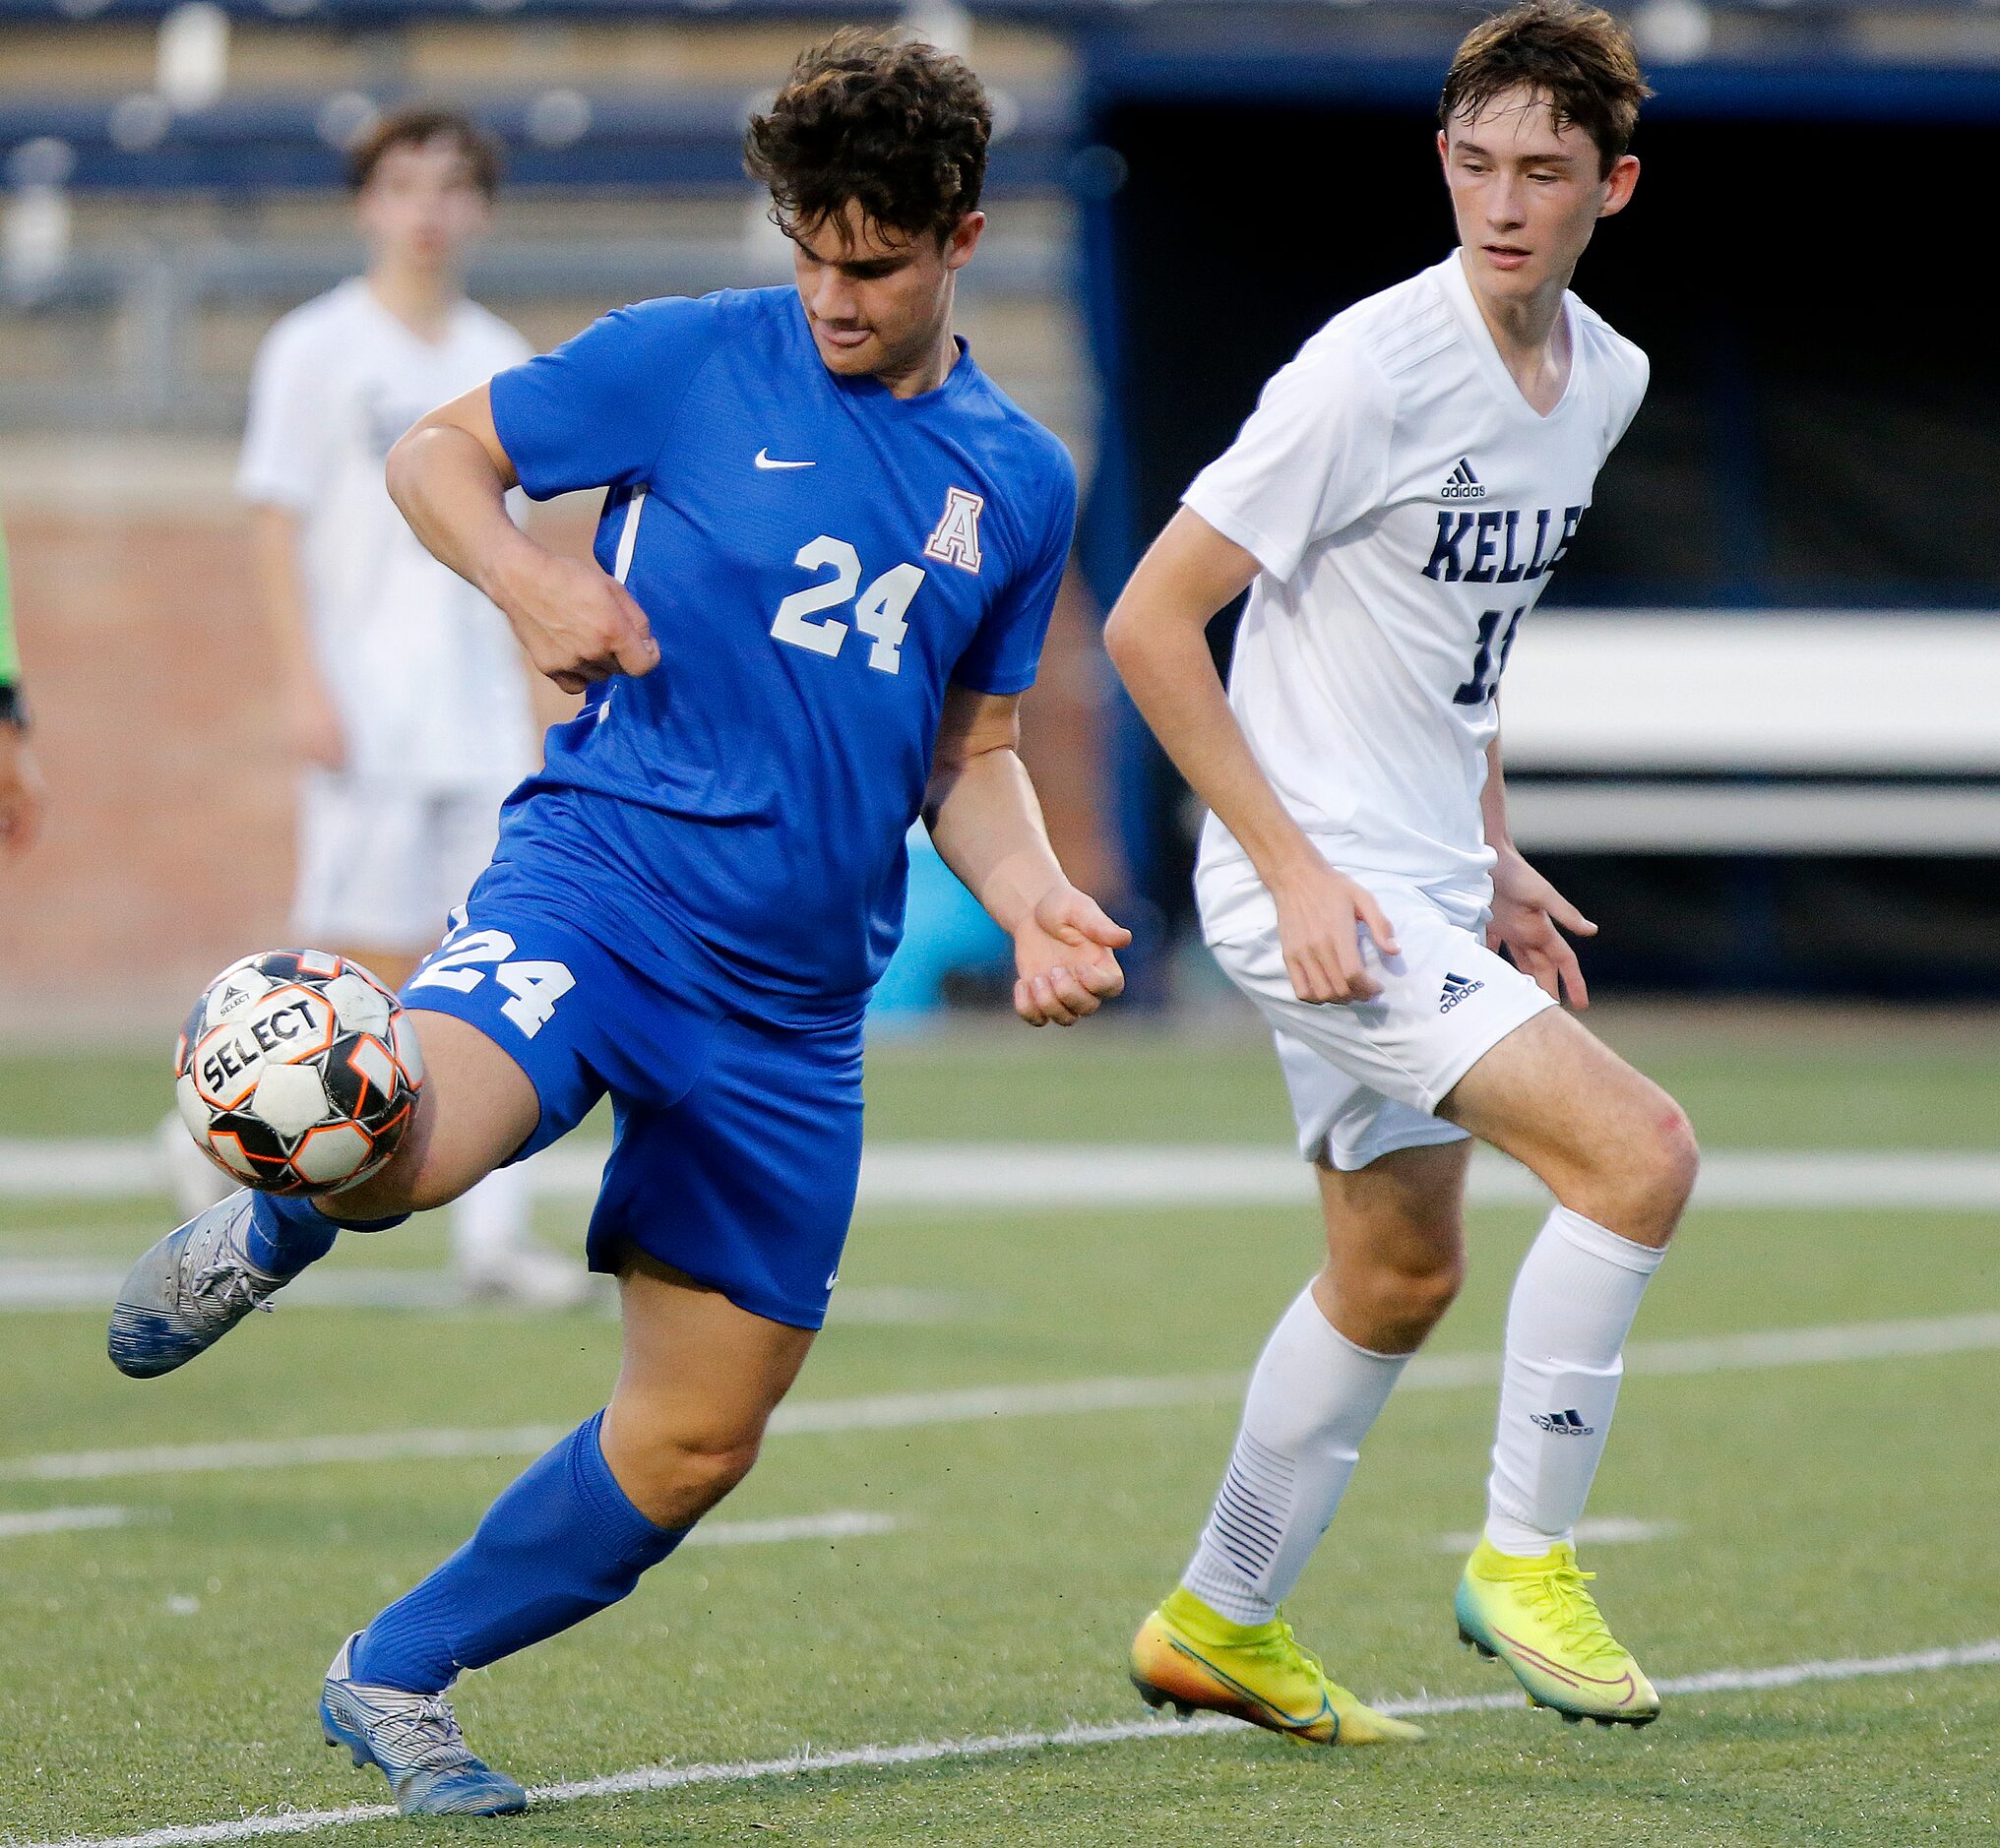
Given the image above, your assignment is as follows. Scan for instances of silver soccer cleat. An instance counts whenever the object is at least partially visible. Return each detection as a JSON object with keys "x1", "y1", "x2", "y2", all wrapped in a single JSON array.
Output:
[
  {"x1": 106, "y1": 1191, "x2": 288, "y2": 1378},
  {"x1": 320, "y1": 1633, "x2": 529, "y2": 1817}
]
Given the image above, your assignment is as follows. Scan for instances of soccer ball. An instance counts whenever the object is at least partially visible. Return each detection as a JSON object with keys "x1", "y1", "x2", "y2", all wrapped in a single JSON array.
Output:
[{"x1": 173, "y1": 950, "x2": 423, "y2": 1196}]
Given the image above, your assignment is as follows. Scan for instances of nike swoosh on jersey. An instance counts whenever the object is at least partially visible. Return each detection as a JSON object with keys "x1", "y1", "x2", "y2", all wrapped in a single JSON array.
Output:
[{"x1": 754, "y1": 448, "x2": 815, "y2": 470}]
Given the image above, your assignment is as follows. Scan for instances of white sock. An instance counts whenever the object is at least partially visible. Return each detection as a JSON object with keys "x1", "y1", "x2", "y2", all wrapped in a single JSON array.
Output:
[
  {"x1": 451, "y1": 1160, "x2": 534, "y2": 1271},
  {"x1": 1181, "y1": 1284, "x2": 1408, "y2": 1626},
  {"x1": 1485, "y1": 1204, "x2": 1664, "y2": 1558}
]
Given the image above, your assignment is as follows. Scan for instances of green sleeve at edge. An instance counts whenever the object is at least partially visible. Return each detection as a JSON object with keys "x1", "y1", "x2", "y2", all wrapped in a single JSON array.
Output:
[{"x1": 0, "y1": 519, "x2": 18, "y2": 685}]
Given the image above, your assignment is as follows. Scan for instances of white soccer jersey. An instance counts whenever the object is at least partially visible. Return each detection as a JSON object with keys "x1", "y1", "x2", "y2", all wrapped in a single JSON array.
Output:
[
  {"x1": 1185, "y1": 250, "x2": 1648, "y2": 941},
  {"x1": 237, "y1": 277, "x2": 537, "y2": 790}
]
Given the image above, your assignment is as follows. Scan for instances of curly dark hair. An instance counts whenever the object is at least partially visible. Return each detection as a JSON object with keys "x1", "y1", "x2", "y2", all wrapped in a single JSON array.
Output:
[
  {"x1": 744, "y1": 30, "x2": 991, "y2": 244},
  {"x1": 347, "y1": 104, "x2": 501, "y2": 199},
  {"x1": 1440, "y1": 1, "x2": 1652, "y2": 175}
]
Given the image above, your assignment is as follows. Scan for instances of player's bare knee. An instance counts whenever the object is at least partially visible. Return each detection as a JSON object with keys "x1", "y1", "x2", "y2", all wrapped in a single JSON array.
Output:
[
  {"x1": 630, "y1": 1430, "x2": 762, "y2": 1523},
  {"x1": 1338, "y1": 1249, "x2": 1463, "y2": 1350},
  {"x1": 1570, "y1": 1094, "x2": 1698, "y2": 1244},
  {"x1": 1380, "y1": 1254, "x2": 1464, "y2": 1344},
  {"x1": 1642, "y1": 1100, "x2": 1701, "y2": 1226},
  {"x1": 1615, "y1": 1093, "x2": 1698, "y2": 1223},
  {"x1": 683, "y1": 1434, "x2": 762, "y2": 1500}
]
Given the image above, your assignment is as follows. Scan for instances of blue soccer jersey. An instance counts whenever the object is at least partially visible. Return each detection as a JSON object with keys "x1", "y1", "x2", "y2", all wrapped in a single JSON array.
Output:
[{"x1": 486, "y1": 285, "x2": 1077, "y2": 1004}]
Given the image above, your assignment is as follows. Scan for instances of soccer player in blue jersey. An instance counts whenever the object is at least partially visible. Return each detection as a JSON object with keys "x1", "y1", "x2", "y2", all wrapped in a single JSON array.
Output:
[{"x1": 107, "y1": 33, "x2": 1127, "y2": 1816}]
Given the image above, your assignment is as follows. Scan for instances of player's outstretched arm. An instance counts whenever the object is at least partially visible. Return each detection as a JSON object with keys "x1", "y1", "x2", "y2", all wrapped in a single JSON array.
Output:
[
  {"x1": 924, "y1": 686, "x2": 1129, "y2": 1027},
  {"x1": 1479, "y1": 727, "x2": 1597, "y2": 1008},
  {"x1": 386, "y1": 387, "x2": 658, "y2": 694},
  {"x1": 1103, "y1": 508, "x2": 1398, "y2": 1003}
]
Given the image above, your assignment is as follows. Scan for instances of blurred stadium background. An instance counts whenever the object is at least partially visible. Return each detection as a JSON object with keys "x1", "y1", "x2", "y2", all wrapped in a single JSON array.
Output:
[{"x1": 2, "y1": 0, "x2": 1997, "y2": 1029}]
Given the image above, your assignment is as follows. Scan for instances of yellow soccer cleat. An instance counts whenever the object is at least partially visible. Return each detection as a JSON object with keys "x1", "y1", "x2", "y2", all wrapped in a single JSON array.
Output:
[
  {"x1": 1130, "y1": 1587, "x2": 1425, "y2": 1747},
  {"x1": 1454, "y1": 1538, "x2": 1661, "y2": 1726}
]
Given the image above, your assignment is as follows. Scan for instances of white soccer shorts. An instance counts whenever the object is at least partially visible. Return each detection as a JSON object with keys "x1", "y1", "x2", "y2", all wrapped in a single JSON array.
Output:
[
  {"x1": 1210, "y1": 880, "x2": 1554, "y2": 1172},
  {"x1": 292, "y1": 771, "x2": 513, "y2": 954}
]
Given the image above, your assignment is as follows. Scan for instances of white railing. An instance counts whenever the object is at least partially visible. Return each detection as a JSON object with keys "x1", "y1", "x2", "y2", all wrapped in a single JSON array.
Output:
[{"x1": 1502, "y1": 611, "x2": 2000, "y2": 853}]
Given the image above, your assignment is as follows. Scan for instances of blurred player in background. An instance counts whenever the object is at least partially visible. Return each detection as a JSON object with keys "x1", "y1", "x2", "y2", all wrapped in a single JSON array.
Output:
[
  {"x1": 111, "y1": 32, "x2": 1125, "y2": 1816},
  {"x1": 156, "y1": 105, "x2": 586, "y2": 1308},
  {"x1": 0, "y1": 512, "x2": 44, "y2": 857},
  {"x1": 1108, "y1": 1, "x2": 1695, "y2": 1742}
]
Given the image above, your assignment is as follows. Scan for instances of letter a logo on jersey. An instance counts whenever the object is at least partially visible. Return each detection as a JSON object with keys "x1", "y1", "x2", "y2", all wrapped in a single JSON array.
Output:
[{"x1": 924, "y1": 487, "x2": 986, "y2": 575}]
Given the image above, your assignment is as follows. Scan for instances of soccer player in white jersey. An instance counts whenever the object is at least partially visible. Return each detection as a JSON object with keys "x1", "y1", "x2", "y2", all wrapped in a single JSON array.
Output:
[
  {"x1": 0, "y1": 510, "x2": 43, "y2": 857},
  {"x1": 1107, "y1": 2, "x2": 1696, "y2": 1739},
  {"x1": 158, "y1": 106, "x2": 583, "y2": 1305}
]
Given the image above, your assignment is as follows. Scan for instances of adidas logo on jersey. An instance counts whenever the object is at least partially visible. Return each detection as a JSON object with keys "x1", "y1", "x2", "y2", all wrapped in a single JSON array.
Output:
[
  {"x1": 1531, "y1": 1408, "x2": 1595, "y2": 1436},
  {"x1": 1439, "y1": 970, "x2": 1484, "y2": 1014},
  {"x1": 1439, "y1": 458, "x2": 1486, "y2": 501}
]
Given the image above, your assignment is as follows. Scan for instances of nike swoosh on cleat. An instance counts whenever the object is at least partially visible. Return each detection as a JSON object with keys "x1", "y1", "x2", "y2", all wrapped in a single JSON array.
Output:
[
  {"x1": 754, "y1": 449, "x2": 815, "y2": 470},
  {"x1": 1163, "y1": 1636, "x2": 1336, "y2": 1733},
  {"x1": 1489, "y1": 1626, "x2": 1637, "y2": 1699}
]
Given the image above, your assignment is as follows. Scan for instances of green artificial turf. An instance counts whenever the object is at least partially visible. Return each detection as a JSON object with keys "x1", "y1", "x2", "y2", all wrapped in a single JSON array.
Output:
[
  {"x1": 5, "y1": 1002, "x2": 1999, "y2": 1147},
  {"x1": 0, "y1": 1020, "x2": 1995, "y2": 1843}
]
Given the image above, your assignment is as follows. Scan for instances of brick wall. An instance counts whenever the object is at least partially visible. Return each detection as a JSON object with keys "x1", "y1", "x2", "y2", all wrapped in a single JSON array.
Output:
[{"x1": 0, "y1": 502, "x2": 291, "y2": 1034}]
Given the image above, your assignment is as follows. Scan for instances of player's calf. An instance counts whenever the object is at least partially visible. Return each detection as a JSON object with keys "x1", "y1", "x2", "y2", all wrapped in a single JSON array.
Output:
[
  {"x1": 316, "y1": 1011, "x2": 538, "y2": 1222},
  {"x1": 598, "y1": 1252, "x2": 818, "y2": 1525}
]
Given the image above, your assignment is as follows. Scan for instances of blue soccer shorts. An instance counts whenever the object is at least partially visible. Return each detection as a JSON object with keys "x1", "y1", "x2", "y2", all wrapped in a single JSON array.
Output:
[{"x1": 400, "y1": 900, "x2": 864, "y2": 1330}]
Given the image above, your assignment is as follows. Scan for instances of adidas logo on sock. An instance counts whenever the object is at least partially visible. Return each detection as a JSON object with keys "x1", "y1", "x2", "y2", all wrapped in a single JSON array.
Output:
[
  {"x1": 1531, "y1": 1408, "x2": 1595, "y2": 1436},
  {"x1": 1439, "y1": 970, "x2": 1485, "y2": 1014},
  {"x1": 1439, "y1": 457, "x2": 1485, "y2": 500}
]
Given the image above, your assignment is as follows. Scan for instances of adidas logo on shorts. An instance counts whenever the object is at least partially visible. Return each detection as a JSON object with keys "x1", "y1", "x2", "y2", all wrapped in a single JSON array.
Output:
[
  {"x1": 1531, "y1": 1408, "x2": 1595, "y2": 1436},
  {"x1": 1439, "y1": 970, "x2": 1484, "y2": 1014},
  {"x1": 1439, "y1": 457, "x2": 1485, "y2": 501}
]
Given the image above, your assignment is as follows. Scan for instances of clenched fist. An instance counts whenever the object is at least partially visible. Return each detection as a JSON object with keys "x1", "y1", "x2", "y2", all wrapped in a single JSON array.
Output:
[{"x1": 487, "y1": 547, "x2": 660, "y2": 695}]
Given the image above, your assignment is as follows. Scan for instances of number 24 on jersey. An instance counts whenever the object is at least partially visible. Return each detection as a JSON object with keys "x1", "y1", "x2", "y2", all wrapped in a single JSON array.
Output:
[{"x1": 770, "y1": 534, "x2": 924, "y2": 676}]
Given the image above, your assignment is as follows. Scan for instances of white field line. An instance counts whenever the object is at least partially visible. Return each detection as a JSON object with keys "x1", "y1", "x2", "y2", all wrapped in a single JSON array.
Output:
[
  {"x1": 0, "y1": 1505, "x2": 132, "y2": 1538},
  {"x1": 7, "y1": 1140, "x2": 2000, "y2": 1210},
  {"x1": 7, "y1": 1309, "x2": 1997, "y2": 1486},
  {"x1": 0, "y1": 1263, "x2": 968, "y2": 1323},
  {"x1": 0, "y1": 1374, "x2": 1247, "y2": 1484},
  {"x1": 685, "y1": 1509, "x2": 896, "y2": 1548},
  {"x1": 1436, "y1": 1515, "x2": 1682, "y2": 1552},
  {"x1": 16, "y1": 1638, "x2": 2000, "y2": 1848}
]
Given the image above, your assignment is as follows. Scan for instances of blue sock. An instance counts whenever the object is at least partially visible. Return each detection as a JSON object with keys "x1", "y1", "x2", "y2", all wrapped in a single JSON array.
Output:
[
  {"x1": 241, "y1": 1193, "x2": 339, "y2": 1277},
  {"x1": 241, "y1": 1192, "x2": 408, "y2": 1278},
  {"x1": 350, "y1": 1411, "x2": 688, "y2": 1694}
]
